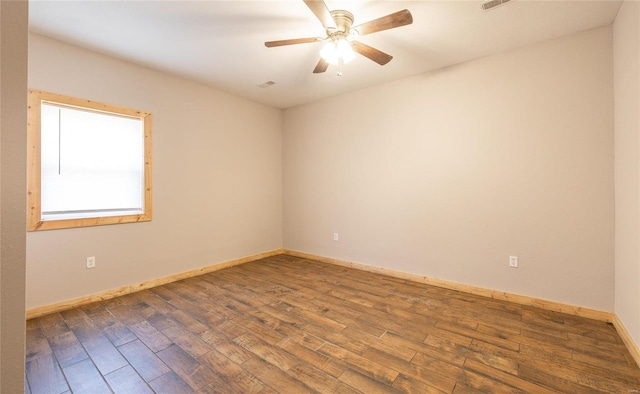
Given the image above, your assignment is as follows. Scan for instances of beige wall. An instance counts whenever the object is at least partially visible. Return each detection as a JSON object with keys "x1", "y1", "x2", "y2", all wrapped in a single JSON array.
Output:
[
  {"x1": 26, "y1": 34, "x2": 283, "y2": 310},
  {"x1": 283, "y1": 27, "x2": 615, "y2": 311},
  {"x1": 1, "y1": 0, "x2": 28, "y2": 391},
  {"x1": 614, "y1": 1, "x2": 640, "y2": 348}
]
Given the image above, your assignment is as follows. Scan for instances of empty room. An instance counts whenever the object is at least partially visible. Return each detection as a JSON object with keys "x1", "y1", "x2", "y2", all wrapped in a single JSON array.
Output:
[{"x1": 1, "y1": 0, "x2": 640, "y2": 392}]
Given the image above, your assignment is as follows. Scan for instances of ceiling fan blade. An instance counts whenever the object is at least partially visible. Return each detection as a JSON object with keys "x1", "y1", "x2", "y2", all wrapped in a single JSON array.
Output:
[
  {"x1": 265, "y1": 37, "x2": 319, "y2": 48},
  {"x1": 352, "y1": 9, "x2": 413, "y2": 36},
  {"x1": 313, "y1": 58, "x2": 329, "y2": 73},
  {"x1": 351, "y1": 41, "x2": 393, "y2": 65},
  {"x1": 303, "y1": 0, "x2": 337, "y2": 30}
]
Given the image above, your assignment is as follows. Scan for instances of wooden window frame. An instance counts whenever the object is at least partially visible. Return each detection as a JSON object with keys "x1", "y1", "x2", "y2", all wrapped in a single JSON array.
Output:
[{"x1": 27, "y1": 89, "x2": 152, "y2": 231}]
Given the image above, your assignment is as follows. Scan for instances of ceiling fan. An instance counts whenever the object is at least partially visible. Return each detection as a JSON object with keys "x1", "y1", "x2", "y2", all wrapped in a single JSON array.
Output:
[{"x1": 265, "y1": 0, "x2": 413, "y2": 75}]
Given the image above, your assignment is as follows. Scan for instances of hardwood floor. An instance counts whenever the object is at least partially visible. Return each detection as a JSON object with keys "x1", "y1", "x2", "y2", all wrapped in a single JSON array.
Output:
[{"x1": 26, "y1": 254, "x2": 640, "y2": 393}]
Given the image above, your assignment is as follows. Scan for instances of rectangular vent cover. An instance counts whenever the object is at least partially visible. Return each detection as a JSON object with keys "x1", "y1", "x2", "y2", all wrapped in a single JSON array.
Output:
[
  {"x1": 481, "y1": 0, "x2": 512, "y2": 11},
  {"x1": 257, "y1": 81, "x2": 276, "y2": 89}
]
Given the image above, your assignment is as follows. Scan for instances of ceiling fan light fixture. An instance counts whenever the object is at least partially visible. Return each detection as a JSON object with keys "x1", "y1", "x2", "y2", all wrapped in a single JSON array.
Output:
[
  {"x1": 320, "y1": 38, "x2": 355, "y2": 65},
  {"x1": 264, "y1": 1, "x2": 413, "y2": 74}
]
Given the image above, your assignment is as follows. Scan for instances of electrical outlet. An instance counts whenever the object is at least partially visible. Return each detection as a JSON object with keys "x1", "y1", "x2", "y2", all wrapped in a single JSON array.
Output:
[
  {"x1": 333, "y1": 233, "x2": 339, "y2": 241},
  {"x1": 86, "y1": 256, "x2": 96, "y2": 269},
  {"x1": 509, "y1": 256, "x2": 518, "y2": 268}
]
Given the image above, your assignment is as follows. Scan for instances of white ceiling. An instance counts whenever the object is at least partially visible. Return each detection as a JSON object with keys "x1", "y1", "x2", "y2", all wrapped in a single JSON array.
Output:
[{"x1": 29, "y1": 0, "x2": 622, "y2": 109}]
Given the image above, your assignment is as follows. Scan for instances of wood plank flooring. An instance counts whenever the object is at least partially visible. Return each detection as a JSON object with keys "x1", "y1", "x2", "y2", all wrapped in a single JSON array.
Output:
[{"x1": 26, "y1": 254, "x2": 640, "y2": 393}]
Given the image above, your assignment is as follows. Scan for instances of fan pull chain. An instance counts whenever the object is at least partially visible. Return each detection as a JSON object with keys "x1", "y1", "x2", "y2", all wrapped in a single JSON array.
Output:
[{"x1": 337, "y1": 57, "x2": 344, "y2": 77}]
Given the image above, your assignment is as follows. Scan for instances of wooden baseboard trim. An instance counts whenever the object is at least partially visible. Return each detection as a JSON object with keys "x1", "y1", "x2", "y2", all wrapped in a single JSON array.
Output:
[
  {"x1": 612, "y1": 314, "x2": 640, "y2": 368},
  {"x1": 27, "y1": 248, "x2": 639, "y2": 365},
  {"x1": 26, "y1": 248, "x2": 285, "y2": 320},
  {"x1": 283, "y1": 249, "x2": 614, "y2": 323}
]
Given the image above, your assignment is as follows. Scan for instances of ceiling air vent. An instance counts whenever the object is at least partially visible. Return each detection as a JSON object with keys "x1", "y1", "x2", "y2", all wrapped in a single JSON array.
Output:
[
  {"x1": 481, "y1": 0, "x2": 512, "y2": 11},
  {"x1": 257, "y1": 81, "x2": 276, "y2": 89}
]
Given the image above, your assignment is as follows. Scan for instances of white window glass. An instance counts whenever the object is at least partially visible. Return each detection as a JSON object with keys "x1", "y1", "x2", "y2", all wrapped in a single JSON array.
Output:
[{"x1": 40, "y1": 103, "x2": 145, "y2": 221}]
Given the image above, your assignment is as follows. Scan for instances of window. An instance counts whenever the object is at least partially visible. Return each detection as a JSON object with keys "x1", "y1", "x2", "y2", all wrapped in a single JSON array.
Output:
[{"x1": 27, "y1": 89, "x2": 152, "y2": 231}]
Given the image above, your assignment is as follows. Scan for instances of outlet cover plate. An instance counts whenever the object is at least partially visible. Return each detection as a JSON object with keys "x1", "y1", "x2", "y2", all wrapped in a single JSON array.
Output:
[{"x1": 509, "y1": 256, "x2": 518, "y2": 268}]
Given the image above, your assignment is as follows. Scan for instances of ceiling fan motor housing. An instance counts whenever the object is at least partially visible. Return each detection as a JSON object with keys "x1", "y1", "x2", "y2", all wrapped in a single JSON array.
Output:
[{"x1": 327, "y1": 10, "x2": 354, "y2": 37}]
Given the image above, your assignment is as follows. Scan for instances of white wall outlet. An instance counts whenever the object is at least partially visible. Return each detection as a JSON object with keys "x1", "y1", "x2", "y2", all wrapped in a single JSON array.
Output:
[
  {"x1": 86, "y1": 256, "x2": 96, "y2": 269},
  {"x1": 509, "y1": 256, "x2": 518, "y2": 268},
  {"x1": 333, "y1": 233, "x2": 339, "y2": 241}
]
